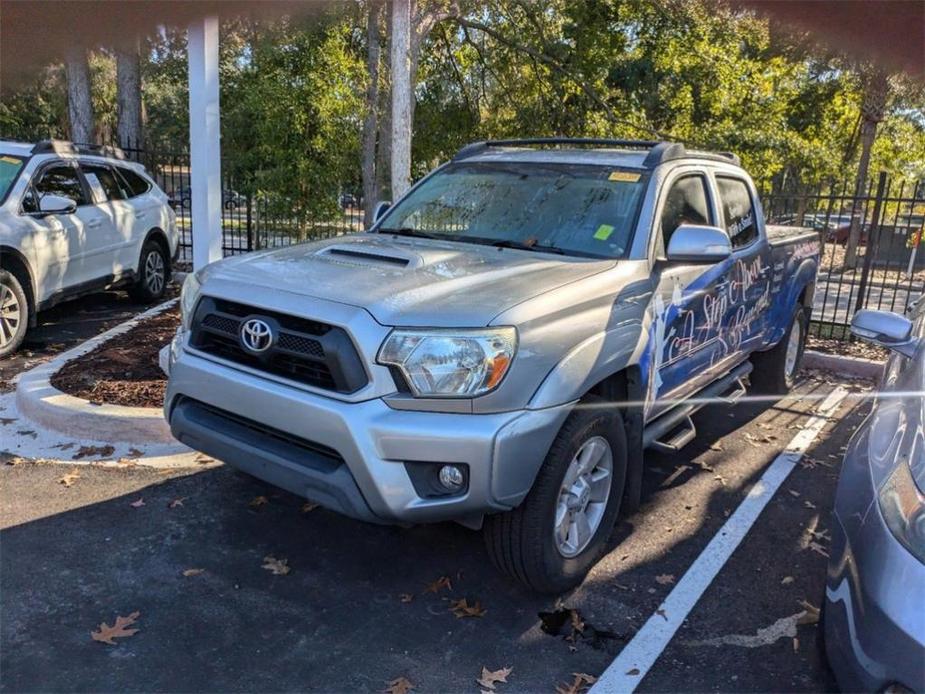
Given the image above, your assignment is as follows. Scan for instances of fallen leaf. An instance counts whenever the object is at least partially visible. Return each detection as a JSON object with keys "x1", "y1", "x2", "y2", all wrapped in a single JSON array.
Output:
[
  {"x1": 797, "y1": 600, "x2": 820, "y2": 625},
  {"x1": 807, "y1": 541, "x2": 829, "y2": 558},
  {"x1": 655, "y1": 574, "x2": 675, "y2": 586},
  {"x1": 91, "y1": 611, "x2": 141, "y2": 645},
  {"x1": 130, "y1": 498, "x2": 145, "y2": 508},
  {"x1": 655, "y1": 608, "x2": 668, "y2": 621},
  {"x1": 476, "y1": 666, "x2": 512, "y2": 690},
  {"x1": 449, "y1": 598, "x2": 486, "y2": 618},
  {"x1": 182, "y1": 568, "x2": 205, "y2": 577},
  {"x1": 555, "y1": 672, "x2": 597, "y2": 694},
  {"x1": 708, "y1": 443, "x2": 724, "y2": 452},
  {"x1": 804, "y1": 500, "x2": 817, "y2": 509},
  {"x1": 301, "y1": 502, "x2": 319, "y2": 513},
  {"x1": 793, "y1": 636, "x2": 800, "y2": 652},
  {"x1": 714, "y1": 474, "x2": 728, "y2": 486},
  {"x1": 58, "y1": 470, "x2": 81, "y2": 487},
  {"x1": 399, "y1": 593, "x2": 414, "y2": 603},
  {"x1": 248, "y1": 495, "x2": 268, "y2": 508},
  {"x1": 424, "y1": 575, "x2": 452, "y2": 594},
  {"x1": 72, "y1": 444, "x2": 115, "y2": 460},
  {"x1": 626, "y1": 668, "x2": 640, "y2": 676},
  {"x1": 262, "y1": 555, "x2": 290, "y2": 575},
  {"x1": 0, "y1": 417, "x2": 17, "y2": 425},
  {"x1": 781, "y1": 576, "x2": 794, "y2": 585},
  {"x1": 16, "y1": 429, "x2": 37, "y2": 439},
  {"x1": 168, "y1": 497, "x2": 187, "y2": 509},
  {"x1": 126, "y1": 448, "x2": 144, "y2": 458},
  {"x1": 788, "y1": 489, "x2": 801, "y2": 498},
  {"x1": 5, "y1": 456, "x2": 25, "y2": 466},
  {"x1": 384, "y1": 677, "x2": 414, "y2": 694}
]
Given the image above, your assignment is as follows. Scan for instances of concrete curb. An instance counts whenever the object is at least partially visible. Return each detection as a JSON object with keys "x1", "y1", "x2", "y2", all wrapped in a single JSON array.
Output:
[
  {"x1": 15, "y1": 299, "x2": 179, "y2": 444},
  {"x1": 803, "y1": 349, "x2": 884, "y2": 380}
]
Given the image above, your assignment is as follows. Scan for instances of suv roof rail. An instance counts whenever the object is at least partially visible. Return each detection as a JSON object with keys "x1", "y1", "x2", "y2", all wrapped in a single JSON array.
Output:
[
  {"x1": 451, "y1": 138, "x2": 740, "y2": 168},
  {"x1": 31, "y1": 139, "x2": 127, "y2": 160}
]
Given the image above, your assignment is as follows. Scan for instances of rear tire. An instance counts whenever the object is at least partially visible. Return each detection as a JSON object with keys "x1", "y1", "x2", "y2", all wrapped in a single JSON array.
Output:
[
  {"x1": 751, "y1": 306, "x2": 806, "y2": 395},
  {"x1": 130, "y1": 239, "x2": 169, "y2": 303},
  {"x1": 483, "y1": 395, "x2": 627, "y2": 594},
  {"x1": 0, "y1": 270, "x2": 29, "y2": 358}
]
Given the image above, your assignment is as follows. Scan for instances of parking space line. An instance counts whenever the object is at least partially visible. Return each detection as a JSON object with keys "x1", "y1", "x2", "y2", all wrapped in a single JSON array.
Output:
[{"x1": 591, "y1": 387, "x2": 849, "y2": 694}]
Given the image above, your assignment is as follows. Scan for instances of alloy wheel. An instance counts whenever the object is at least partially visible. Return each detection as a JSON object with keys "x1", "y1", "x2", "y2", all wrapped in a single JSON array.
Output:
[
  {"x1": 554, "y1": 435, "x2": 614, "y2": 558},
  {"x1": 145, "y1": 250, "x2": 165, "y2": 295},
  {"x1": 0, "y1": 282, "x2": 22, "y2": 348}
]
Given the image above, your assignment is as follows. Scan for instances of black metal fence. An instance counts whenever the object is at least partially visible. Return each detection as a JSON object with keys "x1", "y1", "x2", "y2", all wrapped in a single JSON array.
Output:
[
  {"x1": 762, "y1": 173, "x2": 925, "y2": 338},
  {"x1": 118, "y1": 143, "x2": 364, "y2": 263}
]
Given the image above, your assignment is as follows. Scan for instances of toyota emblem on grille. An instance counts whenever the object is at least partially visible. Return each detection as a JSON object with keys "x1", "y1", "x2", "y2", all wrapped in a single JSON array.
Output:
[{"x1": 240, "y1": 318, "x2": 274, "y2": 353}]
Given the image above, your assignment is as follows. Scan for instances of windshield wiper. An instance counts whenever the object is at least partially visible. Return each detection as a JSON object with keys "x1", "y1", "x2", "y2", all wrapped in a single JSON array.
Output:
[
  {"x1": 378, "y1": 227, "x2": 437, "y2": 239},
  {"x1": 491, "y1": 239, "x2": 565, "y2": 255}
]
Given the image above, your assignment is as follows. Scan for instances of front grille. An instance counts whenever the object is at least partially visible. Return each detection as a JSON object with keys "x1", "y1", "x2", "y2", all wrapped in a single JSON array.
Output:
[{"x1": 189, "y1": 297, "x2": 368, "y2": 393}]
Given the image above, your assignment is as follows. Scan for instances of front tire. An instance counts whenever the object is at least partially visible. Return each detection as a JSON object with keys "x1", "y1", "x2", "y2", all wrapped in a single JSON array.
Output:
[
  {"x1": 751, "y1": 307, "x2": 806, "y2": 395},
  {"x1": 483, "y1": 395, "x2": 628, "y2": 593},
  {"x1": 130, "y1": 240, "x2": 169, "y2": 303},
  {"x1": 0, "y1": 270, "x2": 29, "y2": 358}
]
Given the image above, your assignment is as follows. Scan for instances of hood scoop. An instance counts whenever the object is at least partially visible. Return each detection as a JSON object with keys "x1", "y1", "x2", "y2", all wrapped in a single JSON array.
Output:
[{"x1": 318, "y1": 245, "x2": 419, "y2": 269}]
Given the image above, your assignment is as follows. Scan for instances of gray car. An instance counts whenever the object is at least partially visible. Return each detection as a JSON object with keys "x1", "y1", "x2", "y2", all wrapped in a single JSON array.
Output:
[{"x1": 825, "y1": 307, "x2": 925, "y2": 692}]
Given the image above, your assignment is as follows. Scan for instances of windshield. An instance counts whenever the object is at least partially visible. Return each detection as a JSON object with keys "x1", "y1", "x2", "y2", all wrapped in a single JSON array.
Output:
[
  {"x1": 378, "y1": 162, "x2": 648, "y2": 258},
  {"x1": 0, "y1": 155, "x2": 25, "y2": 205}
]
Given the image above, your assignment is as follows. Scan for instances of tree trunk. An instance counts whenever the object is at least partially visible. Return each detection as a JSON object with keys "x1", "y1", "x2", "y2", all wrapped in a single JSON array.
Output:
[
  {"x1": 390, "y1": 0, "x2": 412, "y2": 200},
  {"x1": 361, "y1": 1, "x2": 383, "y2": 227},
  {"x1": 116, "y1": 41, "x2": 144, "y2": 150},
  {"x1": 845, "y1": 69, "x2": 889, "y2": 267},
  {"x1": 65, "y1": 48, "x2": 95, "y2": 144}
]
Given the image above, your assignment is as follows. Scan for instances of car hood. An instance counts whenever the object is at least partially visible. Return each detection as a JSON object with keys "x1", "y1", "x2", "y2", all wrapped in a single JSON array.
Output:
[{"x1": 206, "y1": 234, "x2": 616, "y2": 326}]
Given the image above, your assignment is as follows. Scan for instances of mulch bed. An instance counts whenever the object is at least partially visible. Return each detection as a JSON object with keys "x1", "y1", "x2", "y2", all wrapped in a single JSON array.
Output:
[{"x1": 51, "y1": 307, "x2": 179, "y2": 408}]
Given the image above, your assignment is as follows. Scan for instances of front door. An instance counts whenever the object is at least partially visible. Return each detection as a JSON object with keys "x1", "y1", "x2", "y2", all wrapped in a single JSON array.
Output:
[{"x1": 646, "y1": 172, "x2": 728, "y2": 420}]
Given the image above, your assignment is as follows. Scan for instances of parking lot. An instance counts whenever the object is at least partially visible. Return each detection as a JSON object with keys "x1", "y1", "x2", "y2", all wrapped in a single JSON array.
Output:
[{"x1": 0, "y1": 297, "x2": 869, "y2": 693}]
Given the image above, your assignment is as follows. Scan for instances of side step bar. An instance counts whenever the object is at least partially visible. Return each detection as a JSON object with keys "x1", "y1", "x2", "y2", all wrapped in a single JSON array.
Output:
[{"x1": 643, "y1": 361, "x2": 753, "y2": 452}]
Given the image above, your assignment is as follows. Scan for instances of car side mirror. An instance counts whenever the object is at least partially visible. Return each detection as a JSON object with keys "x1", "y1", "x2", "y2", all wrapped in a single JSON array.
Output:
[
  {"x1": 373, "y1": 200, "x2": 391, "y2": 223},
  {"x1": 850, "y1": 309, "x2": 918, "y2": 358},
  {"x1": 37, "y1": 194, "x2": 77, "y2": 215},
  {"x1": 666, "y1": 224, "x2": 732, "y2": 263}
]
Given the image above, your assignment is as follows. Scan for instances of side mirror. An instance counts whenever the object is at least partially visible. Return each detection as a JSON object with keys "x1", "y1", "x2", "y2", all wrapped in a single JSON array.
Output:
[
  {"x1": 850, "y1": 309, "x2": 918, "y2": 358},
  {"x1": 38, "y1": 194, "x2": 77, "y2": 215},
  {"x1": 666, "y1": 224, "x2": 731, "y2": 263},
  {"x1": 373, "y1": 200, "x2": 391, "y2": 223}
]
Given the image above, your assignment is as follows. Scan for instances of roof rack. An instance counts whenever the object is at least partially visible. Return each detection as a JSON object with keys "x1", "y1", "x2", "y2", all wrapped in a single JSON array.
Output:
[
  {"x1": 31, "y1": 139, "x2": 127, "y2": 160},
  {"x1": 451, "y1": 138, "x2": 740, "y2": 167}
]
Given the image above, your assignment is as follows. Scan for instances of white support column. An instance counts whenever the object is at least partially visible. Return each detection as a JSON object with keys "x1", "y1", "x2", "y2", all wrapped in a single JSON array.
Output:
[{"x1": 187, "y1": 16, "x2": 222, "y2": 270}]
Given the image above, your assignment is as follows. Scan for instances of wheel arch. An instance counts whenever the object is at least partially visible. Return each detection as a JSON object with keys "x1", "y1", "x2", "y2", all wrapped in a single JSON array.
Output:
[{"x1": 0, "y1": 246, "x2": 36, "y2": 325}]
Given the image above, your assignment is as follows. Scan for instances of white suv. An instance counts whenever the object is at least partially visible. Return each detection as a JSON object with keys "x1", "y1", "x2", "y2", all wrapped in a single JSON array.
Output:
[{"x1": 0, "y1": 140, "x2": 179, "y2": 357}]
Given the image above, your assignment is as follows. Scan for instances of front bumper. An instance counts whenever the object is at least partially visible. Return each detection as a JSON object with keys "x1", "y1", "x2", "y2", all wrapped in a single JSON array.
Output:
[
  {"x1": 825, "y1": 428, "x2": 925, "y2": 693},
  {"x1": 165, "y1": 350, "x2": 571, "y2": 524}
]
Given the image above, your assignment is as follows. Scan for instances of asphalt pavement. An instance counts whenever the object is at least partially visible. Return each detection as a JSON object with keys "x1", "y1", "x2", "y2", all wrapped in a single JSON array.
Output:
[{"x1": 0, "y1": 372, "x2": 869, "y2": 693}]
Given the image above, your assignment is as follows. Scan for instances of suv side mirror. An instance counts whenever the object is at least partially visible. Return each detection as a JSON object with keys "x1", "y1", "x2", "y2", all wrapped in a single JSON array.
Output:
[
  {"x1": 37, "y1": 194, "x2": 77, "y2": 215},
  {"x1": 666, "y1": 224, "x2": 731, "y2": 263},
  {"x1": 851, "y1": 309, "x2": 918, "y2": 358},
  {"x1": 373, "y1": 200, "x2": 391, "y2": 223}
]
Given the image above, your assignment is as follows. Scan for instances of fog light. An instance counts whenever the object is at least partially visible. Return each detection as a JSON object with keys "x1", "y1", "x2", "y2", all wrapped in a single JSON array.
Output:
[{"x1": 438, "y1": 465, "x2": 465, "y2": 491}]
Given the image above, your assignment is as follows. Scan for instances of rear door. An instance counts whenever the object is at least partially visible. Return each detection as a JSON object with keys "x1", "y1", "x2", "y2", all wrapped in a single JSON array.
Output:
[
  {"x1": 712, "y1": 174, "x2": 772, "y2": 366},
  {"x1": 80, "y1": 161, "x2": 137, "y2": 274},
  {"x1": 647, "y1": 168, "x2": 727, "y2": 418}
]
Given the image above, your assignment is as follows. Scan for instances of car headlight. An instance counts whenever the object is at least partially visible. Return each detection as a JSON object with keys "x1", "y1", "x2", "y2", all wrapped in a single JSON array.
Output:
[
  {"x1": 179, "y1": 271, "x2": 202, "y2": 331},
  {"x1": 878, "y1": 450, "x2": 925, "y2": 564},
  {"x1": 378, "y1": 328, "x2": 517, "y2": 398}
]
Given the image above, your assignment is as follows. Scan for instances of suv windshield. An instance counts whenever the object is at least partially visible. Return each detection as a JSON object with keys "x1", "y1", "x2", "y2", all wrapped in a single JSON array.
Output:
[
  {"x1": 0, "y1": 155, "x2": 25, "y2": 205},
  {"x1": 378, "y1": 161, "x2": 648, "y2": 258}
]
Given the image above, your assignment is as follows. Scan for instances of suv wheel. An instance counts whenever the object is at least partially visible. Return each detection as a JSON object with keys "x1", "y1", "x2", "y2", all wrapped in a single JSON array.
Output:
[
  {"x1": 130, "y1": 240, "x2": 169, "y2": 303},
  {"x1": 750, "y1": 306, "x2": 806, "y2": 394},
  {"x1": 0, "y1": 270, "x2": 29, "y2": 358},
  {"x1": 483, "y1": 395, "x2": 627, "y2": 593}
]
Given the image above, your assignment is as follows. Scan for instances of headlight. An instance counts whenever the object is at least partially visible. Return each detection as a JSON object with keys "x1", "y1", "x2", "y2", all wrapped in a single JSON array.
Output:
[
  {"x1": 378, "y1": 328, "x2": 517, "y2": 397},
  {"x1": 878, "y1": 450, "x2": 925, "y2": 564},
  {"x1": 179, "y1": 271, "x2": 202, "y2": 331}
]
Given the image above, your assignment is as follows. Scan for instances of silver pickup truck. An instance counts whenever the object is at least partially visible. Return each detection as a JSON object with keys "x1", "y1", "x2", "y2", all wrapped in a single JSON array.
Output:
[{"x1": 163, "y1": 138, "x2": 819, "y2": 592}]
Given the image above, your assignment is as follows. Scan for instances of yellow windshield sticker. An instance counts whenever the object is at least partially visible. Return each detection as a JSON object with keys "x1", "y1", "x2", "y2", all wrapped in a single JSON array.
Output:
[
  {"x1": 0, "y1": 156, "x2": 20, "y2": 165},
  {"x1": 594, "y1": 224, "x2": 615, "y2": 241},
  {"x1": 609, "y1": 171, "x2": 641, "y2": 182}
]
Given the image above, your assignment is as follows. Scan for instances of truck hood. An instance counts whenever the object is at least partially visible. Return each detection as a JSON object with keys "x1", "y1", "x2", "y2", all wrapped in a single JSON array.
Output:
[{"x1": 206, "y1": 234, "x2": 615, "y2": 326}]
